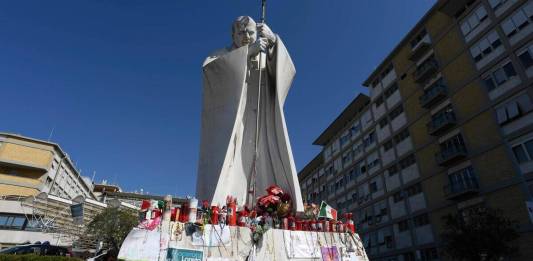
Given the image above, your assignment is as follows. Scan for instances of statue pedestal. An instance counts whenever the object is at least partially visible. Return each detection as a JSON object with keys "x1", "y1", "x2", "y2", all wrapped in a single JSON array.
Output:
[{"x1": 118, "y1": 223, "x2": 369, "y2": 261}]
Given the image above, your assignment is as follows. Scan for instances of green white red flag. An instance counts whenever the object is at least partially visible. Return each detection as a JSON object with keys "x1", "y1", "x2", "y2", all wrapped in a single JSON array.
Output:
[{"x1": 318, "y1": 201, "x2": 337, "y2": 220}]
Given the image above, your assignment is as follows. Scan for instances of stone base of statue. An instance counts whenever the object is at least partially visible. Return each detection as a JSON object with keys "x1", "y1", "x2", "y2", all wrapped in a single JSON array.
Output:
[{"x1": 118, "y1": 223, "x2": 369, "y2": 261}]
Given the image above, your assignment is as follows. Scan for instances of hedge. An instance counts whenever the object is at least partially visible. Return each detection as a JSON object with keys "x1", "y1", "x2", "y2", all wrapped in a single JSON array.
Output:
[{"x1": 0, "y1": 255, "x2": 82, "y2": 261}]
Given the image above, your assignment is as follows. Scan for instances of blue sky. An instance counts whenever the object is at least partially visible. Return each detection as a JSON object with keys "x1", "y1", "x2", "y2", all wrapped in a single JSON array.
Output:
[{"x1": 0, "y1": 0, "x2": 436, "y2": 197}]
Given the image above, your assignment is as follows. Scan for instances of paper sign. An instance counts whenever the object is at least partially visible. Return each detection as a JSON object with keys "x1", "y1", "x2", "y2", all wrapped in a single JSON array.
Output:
[
  {"x1": 283, "y1": 230, "x2": 321, "y2": 258},
  {"x1": 167, "y1": 248, "x2": 203, "y2": 261},
  {"x1": 321, "y1": 246, "x2": 340, "y2": 261},
  {"x1": 191, "y1": 224, "x2": 231, "y2": 246}
]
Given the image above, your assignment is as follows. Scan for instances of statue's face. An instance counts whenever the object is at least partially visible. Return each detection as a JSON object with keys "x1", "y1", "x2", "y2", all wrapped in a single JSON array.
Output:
[{"x1": 232, "y1": 20, "x2": 257, "y2": 48}]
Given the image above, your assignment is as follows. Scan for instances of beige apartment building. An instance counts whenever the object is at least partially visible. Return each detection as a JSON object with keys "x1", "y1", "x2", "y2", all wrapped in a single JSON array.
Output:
[
  {"x1": 0, "y1": 132, "x2": 99, "y2": 248},
  {"x1": 0, "y1": 132, "x2": 95, "y2": 199},
  {"x1": 299, "y1": 0, "x2": 533, "y2": 260}
]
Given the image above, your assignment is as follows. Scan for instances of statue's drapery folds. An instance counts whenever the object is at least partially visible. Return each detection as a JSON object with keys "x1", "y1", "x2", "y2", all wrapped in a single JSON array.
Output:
[{"x1": 197, "y1": 37, "x2": 303, "y2": 212}]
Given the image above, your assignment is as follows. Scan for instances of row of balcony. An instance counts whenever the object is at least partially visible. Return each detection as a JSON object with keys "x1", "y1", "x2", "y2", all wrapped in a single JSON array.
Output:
[
  {"x1": 419, "y1": 82, "x2": 448, "y2": 108},
  {"x1": 414, "y1": 59, "x2": 439, "y2": 83},
  {"x1": 443, "y1": 176, "x2": 479, "y2": 200},
  {"x1": 435, "y1": 143, "x2": 468, "y2": 166},
  {"x1": 427, "y1": 111, "x2": 456, "y2": 135},
  {"x1": 408, "y1": 25, "x2": 481, "y2": 203}
]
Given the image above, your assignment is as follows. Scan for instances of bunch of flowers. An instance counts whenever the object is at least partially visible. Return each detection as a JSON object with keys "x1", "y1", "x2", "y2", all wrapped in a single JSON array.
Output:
[{"x1": 256, "y1": 185, "x2": 292, "y2": 218}]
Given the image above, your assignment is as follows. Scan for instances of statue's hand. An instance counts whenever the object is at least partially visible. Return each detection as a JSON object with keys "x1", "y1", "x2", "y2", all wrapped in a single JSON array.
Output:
[
  {"x1": 257, "y1": 23, "x2": 276, "y2": 45},
  {"x1": 248, "y1": 38, "x2": 268, "y2": 57}
]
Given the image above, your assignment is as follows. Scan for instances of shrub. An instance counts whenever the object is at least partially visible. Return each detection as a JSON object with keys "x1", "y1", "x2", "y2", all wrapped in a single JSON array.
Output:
[{"x1": 0, "y1": 254, "x2": 82, "y2": 261}]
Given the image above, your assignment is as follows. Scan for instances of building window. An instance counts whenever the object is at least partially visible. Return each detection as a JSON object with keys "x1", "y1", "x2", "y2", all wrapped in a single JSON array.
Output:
[
  {"x1": 448, "y1": 166, "x2": 477, "y2": 190},
  {"x1": 384, "y1": 82, "x2": 399, "y2": 98},
  {"x1": 383, "y1": 139, "x2": 394, "y2": 152},
  {"x1": 368, "y1": 158, "x2": 381, "y2": 169},
  {"x1": 413, "y1": 213, "x2": 430, "y2": 227},
  {"x1": 351, "y1": 123, "x2": 361, "y2": 135},
  {"x1": 379, "y1": 117, "x2": 389, "y2": 128},
  {"x1": 406, "y1": 183, "x2": 422, "y2": 197},
  {"x1": 512, "y1": 138, "x2": 533, "y2": 163},
  {"x1": 371, "y1": 79, "x2": 380, "y2": 89},
  {"x1": 470, "y1": 30, "x2": 502, "y2": 63},
  {"x1": 460, "y1": 5, "x2": 489, "y2": 39},
  {"x1": 389, "y1": 105, "x2": 404, "y2": 120},
  {"x1": 420, "y1": 248, "x2": 439, "y2": 261},
  {"x1": 348, "y1": 168, "x2": 358, "y2": 181},
  {"x1": 375, "y1": 96, "x2": 384, "y2": 107},
  {"x1": 360, "y1": 164, "x2": 367, "y2": 174},
  {"x1": 393, "y1": 191, "x2": 404, "y2": 203},
  {"x1": 496, "y1": 93, "x2": 533, "y2": 124},
  {"x1": 381, "y1": 64, "x2": 394, "y2": 79},
  {"x1": 363, "y1": 131, "x2": 376, "y2": 148},
  {"x1": 342, "y1": 153, "x2": 351, "y2": 165},
  {"x1": 394, "y1": 129, "x2": 410, "y2": 144},
  {"x1": 398, "y1": 219, "x2": 409, "y2": 232},
  {"x1": 399, "y1": 154, "x2": 416, "y2": 170},
  {"x1": 410, "y1": 28, "x2": 428, "y2": 48},
  {"x1": 517, "y1": 43, "x2": 533, "y2": 70},
  {"x1": 501, "y1": 1, "x2": 533, "y2": 39},
  {"x1": 369, "y1": 182, "x2": 378, "y2": 193},
  {"x1": 402, "y1": 252, "x2": 416, "y2": 261},
  {"x1": 483, "y1": 61, "x2": 518, "y2": 91},
  {"x1": 0, "y1": 214, "x2": 27, "y2": 230},
  {"x1": 441, "y1": 134, "x2": 467, "y2": 152},
  {"x1": 340, "y1": 132, "x2": 352, "y2": 146},
  {"x1": 388, "y1": 165, "x2": 399, "y2": 176},
  {"x1": 489, "y1": 0, "x2": 516, "y2": 11}
]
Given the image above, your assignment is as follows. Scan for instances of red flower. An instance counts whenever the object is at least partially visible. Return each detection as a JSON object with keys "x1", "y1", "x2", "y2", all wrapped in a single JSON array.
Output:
[
  {"x1": 280, "y1": 193, "x2": 292, "y2": 203},
  {"x1": 202, "y1": 200, "x2": 209, "y2": 209},
  {"x1": 266, "y1": 185, "x2": 284, "y2": 196},
  {"x1": 257, "y1": 194, "x2": 280, "y2": 208}
]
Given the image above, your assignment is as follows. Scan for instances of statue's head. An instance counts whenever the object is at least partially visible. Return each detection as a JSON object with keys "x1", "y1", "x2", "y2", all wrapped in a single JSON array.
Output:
[{"x1": 232, "y1": 16, "x2": 257, "y2": 48}]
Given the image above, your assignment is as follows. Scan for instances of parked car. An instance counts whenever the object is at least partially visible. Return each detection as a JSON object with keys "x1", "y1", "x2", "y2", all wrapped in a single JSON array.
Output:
[{"x1": 0, "y1": 241, "x2": 71, "y2": 256}]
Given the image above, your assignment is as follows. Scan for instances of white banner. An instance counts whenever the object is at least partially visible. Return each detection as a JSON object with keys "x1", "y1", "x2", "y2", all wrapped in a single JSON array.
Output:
[
  {"x1": 283, "y1": 230, "x2": 321, "y2": 258},
  {"x1": 118, "y1": 228, "x2": 160, "y2": 261},
  {"x1": 191, "y1": 224, "x2": 231, "y2": 247}
]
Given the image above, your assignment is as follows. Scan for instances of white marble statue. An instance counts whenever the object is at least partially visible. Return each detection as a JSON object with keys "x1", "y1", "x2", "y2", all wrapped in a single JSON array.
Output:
[{"x1": 196, "y1": 16, "x2": 303, "y2": 212}]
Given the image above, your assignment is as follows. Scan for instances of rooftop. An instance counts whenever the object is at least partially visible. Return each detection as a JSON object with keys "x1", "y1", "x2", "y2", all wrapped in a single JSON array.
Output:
[
  {"x1": 313, "y1": 94, "x2": 370, "y2": 146},
  {"x1": 362, "y1": 0, "x2": 461, "y2": 86},
  {"x1": 298, "y1": 153, "x2": 323, "y2": 179}
]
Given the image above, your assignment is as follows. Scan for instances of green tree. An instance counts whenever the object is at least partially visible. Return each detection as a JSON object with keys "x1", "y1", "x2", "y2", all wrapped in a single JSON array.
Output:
[
  {"x1": 440, "y1": 207, "x2": 520, "y2": 261},
  {"x1": 86, "y1": 208, "x2": 138, "y2": 255}
]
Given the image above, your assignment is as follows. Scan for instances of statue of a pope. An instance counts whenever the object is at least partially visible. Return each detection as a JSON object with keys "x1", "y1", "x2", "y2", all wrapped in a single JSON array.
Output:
[{"x1": 196, "y1": 16, "x2": 303, "y2": 212}]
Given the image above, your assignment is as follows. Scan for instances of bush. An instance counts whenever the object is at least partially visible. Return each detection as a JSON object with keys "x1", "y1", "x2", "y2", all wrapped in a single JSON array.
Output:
[{"x1": 0, "y1": 254, "x2": 82, "y2": 261}]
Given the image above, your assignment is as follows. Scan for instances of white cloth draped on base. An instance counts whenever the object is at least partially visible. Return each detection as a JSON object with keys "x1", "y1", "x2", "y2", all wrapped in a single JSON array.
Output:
[{"x1": 196, "y1": 37, "x2": 303, "y2": 212}]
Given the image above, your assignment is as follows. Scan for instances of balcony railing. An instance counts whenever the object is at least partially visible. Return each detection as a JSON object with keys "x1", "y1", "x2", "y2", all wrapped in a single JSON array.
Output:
[
  {"x1": 427, "y1": 112, "x2": 457, "y2": 135},
  {"x1": 435, "y1": 144, "x2": 468, "y2": 166},
  {"x1": 419, "y1": 83, "x2": 448, "y2": 108},
  {"x1": 414, "y1": 59, "x2": 439, "y2": 83},
  {"x1": 444, "y1": 177, "x2": 479, "y2": 200},
  {"x1": 409, "y1": 41, "x2": 431, "y2": 62}
]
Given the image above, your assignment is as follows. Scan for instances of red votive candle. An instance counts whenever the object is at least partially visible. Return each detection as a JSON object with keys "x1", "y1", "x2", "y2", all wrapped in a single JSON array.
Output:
[{"x1": 211, "y1": 206, "x2": 219, "y2": 225}]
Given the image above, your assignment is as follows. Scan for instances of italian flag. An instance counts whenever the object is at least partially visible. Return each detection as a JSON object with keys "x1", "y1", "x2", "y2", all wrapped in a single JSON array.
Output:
[{"x1": 318, "y1": 201, "x2": 337, "y2": 220}]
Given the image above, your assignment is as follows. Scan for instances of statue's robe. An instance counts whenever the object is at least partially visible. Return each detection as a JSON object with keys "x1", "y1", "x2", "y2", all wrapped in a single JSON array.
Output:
[{"x1": 197, "y1": 37, "x2": 303, "y2": 212}]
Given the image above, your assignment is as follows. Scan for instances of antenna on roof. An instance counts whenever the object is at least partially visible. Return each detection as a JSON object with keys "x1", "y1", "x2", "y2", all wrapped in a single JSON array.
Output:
[
  {"x1": 91, "y1": 171, "x2": 96, "y2": 184},
  {"x1": 47, "y1": 126, "x2": 55, "y2": 141}
]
